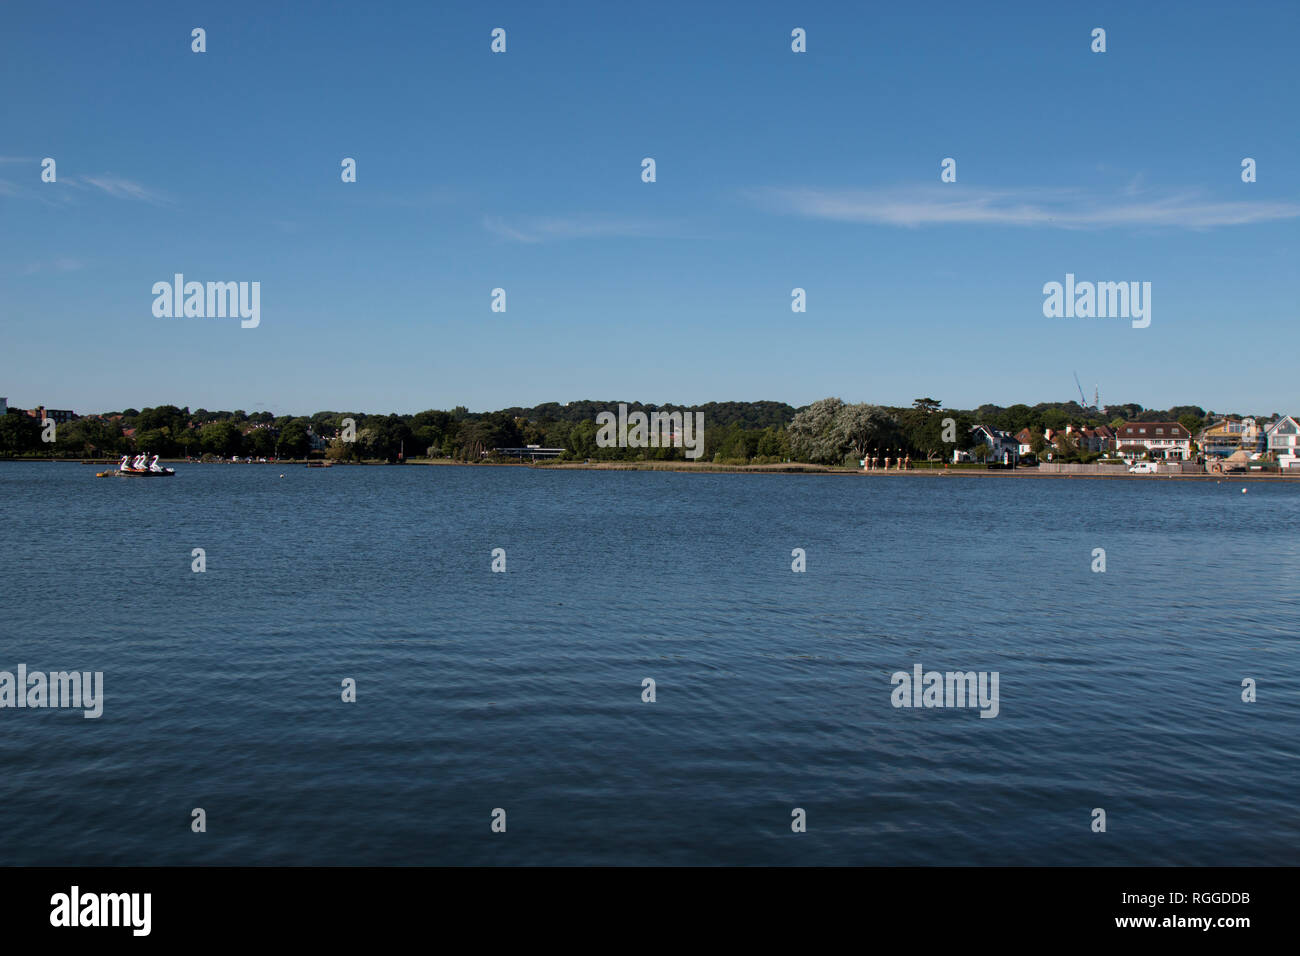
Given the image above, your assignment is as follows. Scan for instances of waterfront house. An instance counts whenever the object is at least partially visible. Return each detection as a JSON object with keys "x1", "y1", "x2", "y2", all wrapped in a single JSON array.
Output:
[
  {"x1": 1015, "y1": 428, "x2": 1034, "y2": 456},
  {"x1": 971, "y1": 425, "x2": 1020, "y2": 464},
  {"x1": 1066, "y1": 424, "x2": 1114, "y2": 454},
  {"x1": 1198, "y1": 417, "x2": 1264, "y2": 457},
  {"x1": 1115, "y1": 422, "x2": 1192, "y2": 460},
  {"x1": 1265, "y1": 416, "x2": 1299, "y2": 468},
  {"x1": 1037, "y1": 424, "x2": 1110, "y2": 456}
]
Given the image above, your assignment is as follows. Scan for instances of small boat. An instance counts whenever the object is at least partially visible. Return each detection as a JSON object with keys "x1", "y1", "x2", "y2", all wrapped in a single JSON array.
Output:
[{"x1": 114, "y1": 454, "x2": 175, "y2": 477}]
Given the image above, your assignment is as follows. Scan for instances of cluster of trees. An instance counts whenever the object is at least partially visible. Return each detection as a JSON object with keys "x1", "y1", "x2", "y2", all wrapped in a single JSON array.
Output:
[
  {"x1": 0, "y1": 398, "x2": 1274, "y2": 465},
  {"x1": 557, "y1": 419, "x2": 790, "y2": 464},
  {"x1": 0, "y1": 402, "x2": 798, "y2": 464},
  {"x1": 495, "y1": 400, "x2": 796, "y2": 430},
  {"x1": 0, "y1": 406, "x2": 318, "y2": 460},
  {"x1": 785, "y1": 398, "x2": 974, "y2": 466}
]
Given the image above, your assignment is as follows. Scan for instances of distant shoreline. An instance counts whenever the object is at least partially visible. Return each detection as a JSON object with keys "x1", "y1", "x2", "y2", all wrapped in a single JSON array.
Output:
[
  {"x1": 532, "y1": 461, "x2": 1300, "y2": 480},
  {"x1": 8, "y1": 457, "x2": 1300, "y2": 481}
]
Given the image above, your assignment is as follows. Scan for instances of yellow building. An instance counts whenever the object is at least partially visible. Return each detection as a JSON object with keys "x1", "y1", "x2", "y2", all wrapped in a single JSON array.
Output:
[{"x1": 1198, "y1": 418, "x2": 1263, "y2": 457}]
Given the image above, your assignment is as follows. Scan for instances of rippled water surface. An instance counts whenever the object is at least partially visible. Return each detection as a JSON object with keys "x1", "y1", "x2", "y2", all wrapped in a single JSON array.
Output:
[{"x1": 1, "y1": 462, "x2": 1297, "y2": 865}]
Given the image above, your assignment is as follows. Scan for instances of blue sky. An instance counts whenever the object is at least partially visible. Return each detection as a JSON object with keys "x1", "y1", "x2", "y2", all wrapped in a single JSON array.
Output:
[{"x1": 2, "y1": 1, "x2": 1297, "y2": 417}]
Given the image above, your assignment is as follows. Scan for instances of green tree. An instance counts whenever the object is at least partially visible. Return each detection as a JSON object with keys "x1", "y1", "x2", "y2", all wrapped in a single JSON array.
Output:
[
  {"x1": 543, "y1": 420, "x2": 572, "y2": 451},
  {"x1": 135, "y1": 405, "x2": 187, "y2": 435},
  {"x1": 247, "y1": 428, "x2": 277, "y2": 457},
  {"x1": 1000, "y1": 404, "x2": 1034, "y2": 433},
  {"x1": 199, "y1": 421, "x2": 244, "y2": 457},
  {"x1": 133, "y1": 428, "x2": 177, "y2": 458},
  {"x1": 902, "y1": 407, "x2": 970, "y2": 461},
  {"x1": 54, "y1": 417, "x2": 124, "y2": 458},
  {"x1": 788, "y1": 398, "x2": 846, "y2": 464},
  {"x1": 833, "y1": 403, "x2": 899, "y2": 460},
  {"x1": 565, "y1": 420, "x2": 598, "y2": 459},
  {"x1": 277, "y1": 422, "x2": 311, "y2": 459},
  {"x1": 754, "y1": 426, "x2": 789, "y2": 460},
  {"x1": 714, "y1": 422, "x2": 757, "y2": 462},
  {"x1": 1056, "y1": 430, "x2": 1082, "y2": 462},
  {"x1": 1040, "y1": 408, "x2": 1069, "y2": 432}
]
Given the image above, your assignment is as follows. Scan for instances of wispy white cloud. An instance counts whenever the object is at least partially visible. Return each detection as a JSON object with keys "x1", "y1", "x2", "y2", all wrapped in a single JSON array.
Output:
[
  {"x1": 3, "y1": 172, "x2": 169, "y2": 206},
  {"x1": 748, "y1": 185, "x2": 1300, "y2": 229},
  {"x1": 20, "y1": 258, "x2": 85, "y2": 275},
  {"x1": 67, "y1": 174, "x2": 169, "y2": 204},
  {"x1": 484, "y1": 215, "x2": 672, "y2": 243}
]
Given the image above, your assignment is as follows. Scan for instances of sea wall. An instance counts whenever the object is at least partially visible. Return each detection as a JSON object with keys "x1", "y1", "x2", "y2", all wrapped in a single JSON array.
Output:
[
  {"x1": 1035, "y1": 463, "x2": 1129, "y2": 475},
  {"x1": 1036, "y1": 461, "x2": 1206, "y2": 476}
]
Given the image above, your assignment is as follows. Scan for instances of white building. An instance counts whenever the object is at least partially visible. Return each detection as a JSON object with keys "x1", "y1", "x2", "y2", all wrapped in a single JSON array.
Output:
[
  {"x1": 1115, "y1": 422, "x2": 1192, "y2": 460},
  {"x1": 1266, "y1": 416, "x2": 1299, "y2": 468},
  {"x1": 970, "y1": 425, "x2": 1019, "y2": 465}
]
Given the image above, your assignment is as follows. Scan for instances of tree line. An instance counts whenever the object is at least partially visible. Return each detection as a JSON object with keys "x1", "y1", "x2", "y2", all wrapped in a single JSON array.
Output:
[{"x1": 0, "y1": 398, "x2": 1262, "y2": 464}]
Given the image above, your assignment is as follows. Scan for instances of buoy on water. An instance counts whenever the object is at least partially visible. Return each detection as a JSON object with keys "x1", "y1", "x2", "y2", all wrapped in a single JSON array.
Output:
[{"x1": 1242, "y1": 488, "x2": 1248, "y2": 494}]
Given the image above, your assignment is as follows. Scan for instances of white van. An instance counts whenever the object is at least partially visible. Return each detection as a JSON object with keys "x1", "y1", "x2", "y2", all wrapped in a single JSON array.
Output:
[{"x1": 1128, "y1": 461, "x2": 1158, "y2": 474}]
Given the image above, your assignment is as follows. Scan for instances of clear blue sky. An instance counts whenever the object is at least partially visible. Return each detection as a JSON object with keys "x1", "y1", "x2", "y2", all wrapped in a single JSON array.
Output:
[{"x1": 2, "y1": 1, "x2": 1297, "y2": 418}]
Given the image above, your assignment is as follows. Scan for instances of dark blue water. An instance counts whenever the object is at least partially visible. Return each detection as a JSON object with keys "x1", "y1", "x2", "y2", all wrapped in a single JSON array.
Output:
[{"x1": 1, "y1": 461, "x2": 1297, "y2": 865}]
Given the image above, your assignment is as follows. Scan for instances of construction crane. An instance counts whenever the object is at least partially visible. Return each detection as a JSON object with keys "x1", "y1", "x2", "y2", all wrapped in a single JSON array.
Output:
[{"x1": 1073, "y1": 371, "x2": 1090, "y2": 409}]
